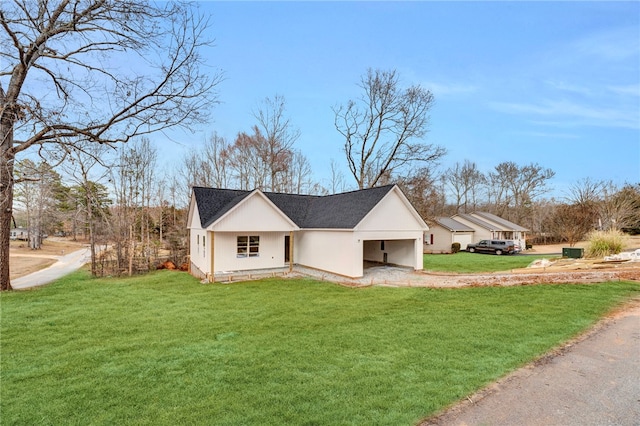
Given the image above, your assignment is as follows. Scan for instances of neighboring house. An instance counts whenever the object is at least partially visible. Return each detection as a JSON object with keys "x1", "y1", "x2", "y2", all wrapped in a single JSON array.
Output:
[
  {"x1": 424, "y1": 217, "x2": 475, "y2": 253},
  {"x1": 452, "y1": 212, "x2": 528, "y2": 251},
  {"x1": 187, "y1": 184, "x2": 429, "y2": 280},
  {"x1": 471, "y1": 212, "x2": 529, "y2": 246},
  {"x1": 9, "y1": 227, "x2": 29, "y2": 241},
  {"x1": 424, "y1": 212, "x2": 529, "y2": 253}
]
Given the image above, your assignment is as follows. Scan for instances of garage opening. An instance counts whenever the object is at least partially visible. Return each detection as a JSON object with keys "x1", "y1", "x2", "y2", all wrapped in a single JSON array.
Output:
[{"x1": 362, "y1": 239, "x2": 416, "y2": 270}]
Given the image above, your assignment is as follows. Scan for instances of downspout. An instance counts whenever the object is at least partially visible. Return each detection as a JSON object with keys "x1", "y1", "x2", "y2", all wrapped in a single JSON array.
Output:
[
  {"x1": 210, "y1": 231, "x2": 215, "y2": 283},
  {"x1": 187, "y1": 228, "x2": 191, "y2": 274},
  {"x1": 289, "y1": 231, "x2": 294, "y2": 272}
]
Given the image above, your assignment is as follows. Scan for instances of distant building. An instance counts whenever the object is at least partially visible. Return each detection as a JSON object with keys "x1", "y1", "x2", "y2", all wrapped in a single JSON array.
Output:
[
  {"x1": 424, "y1": 212, "x2": 529, "y2": 253},
  {"x1": 9, "y1": 227, "x2": 29, "y2": 241}
]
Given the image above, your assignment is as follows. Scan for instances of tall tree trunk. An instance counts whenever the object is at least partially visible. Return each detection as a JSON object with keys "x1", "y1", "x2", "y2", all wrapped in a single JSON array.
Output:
[
  {"x1": 86, "y1": 191, "x2": 96, "y2": 276},
  {"x1": 0, "y1": 114, "x2": 15, "y2": 290},
  {"x1": 128, "y1": 224, "x2": 134, "y2": 276}
]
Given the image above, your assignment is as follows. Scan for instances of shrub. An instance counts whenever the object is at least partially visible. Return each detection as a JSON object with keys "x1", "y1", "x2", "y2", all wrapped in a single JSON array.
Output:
[
  {"x1": 451, "y1": 242, "x2": 461, "y2": 253},
  {"x1": 585, "y1": 229, "x2": 627, "y2": 258}
]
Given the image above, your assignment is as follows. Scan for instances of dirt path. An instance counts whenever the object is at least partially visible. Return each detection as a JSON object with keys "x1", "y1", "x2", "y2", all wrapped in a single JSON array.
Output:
[
  {"x1": 294, "y1": 263, "x2": 640, "y2": 288},
  {"x1": 421, "y1": 298, "x2": 640, "y2": 426}
]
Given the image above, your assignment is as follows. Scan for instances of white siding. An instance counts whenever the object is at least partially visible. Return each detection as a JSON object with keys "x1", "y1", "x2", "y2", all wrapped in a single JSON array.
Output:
[
  {"x1": 453, "y1": 216, "x2": 493, "y2": 242},
  {"x1": 454, "y1": 233, "x2": 474, "y2": 250},
  {"x1": 186, "y1": 197, "x2": 200, "y2": 229},
  {"x1": 295, "y1": 230, "x2": 362, "y2": 278},
  {"x1": 425, "y1": 226, "x2": 452, "y2": 253},
  {"x1": 363, "y1": 240, "x2": 382, "y2": 261},
  {"x1": 356, "y1": 189, "x2": 426, "y2": 232},
  {"x1": 190, "y1": 228, "x2": 209, "y2": 274},
  {"x1": 214, "y1": 232, "x2": 286, "y2": 273},
  {"x1": 425, "y1": 226, "x2": 475, "y2": 253},
  {"x1": 214, "y1": 193, "x2": 295, "y2": 232}
]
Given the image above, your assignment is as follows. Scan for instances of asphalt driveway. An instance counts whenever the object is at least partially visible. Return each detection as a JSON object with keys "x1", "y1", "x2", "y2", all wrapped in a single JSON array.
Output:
[{"x1": 423, "y1": 299, "x2": 640, "y2": 426}]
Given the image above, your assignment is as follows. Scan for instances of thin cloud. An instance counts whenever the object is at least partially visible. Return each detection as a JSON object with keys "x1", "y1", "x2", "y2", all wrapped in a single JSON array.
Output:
[
  {"x1": 491, "y1": 99, "x2": 640, "y2": 130},
  {"x1": 607, "y1": 84, "x2": 640, "y2": 97},
  {"x1": 516, "y1": 131, "x2": 580, "y2": 139},
  {"x1": 424, "y1": 82, "x2": 478, "y2": 96},
  {"x1": 545, "y1": 80, "x2": 593, "y2": 96},
  {"x1": 569, "y1": 27, "x2": 640, "y2": 62}
]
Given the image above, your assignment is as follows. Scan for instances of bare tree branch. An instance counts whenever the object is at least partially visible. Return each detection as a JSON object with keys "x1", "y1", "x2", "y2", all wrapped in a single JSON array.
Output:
[
  {"x1": 0, "y1": 0, "x2": 222, "y2": 289},
  {"x1": 334, "y1": 68, "x2": 444, "y2": 189}
]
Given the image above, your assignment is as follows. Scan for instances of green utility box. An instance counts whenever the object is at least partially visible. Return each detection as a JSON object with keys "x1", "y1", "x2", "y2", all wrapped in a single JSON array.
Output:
[{"x1": 562, "y1": 247, "x2": 584, "y2": 259}]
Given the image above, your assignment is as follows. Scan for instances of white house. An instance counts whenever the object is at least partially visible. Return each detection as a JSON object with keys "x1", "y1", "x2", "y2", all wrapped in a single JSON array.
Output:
[
  {"x1": 187, "y1": 185, "x2": 429, "y2": 280},
  {"x1": 425, "y1": 212, "x2": 529, "y2": 253},
  {"x1": 424, "y1": 217, "x2": 475, "y2": 253},
  {"x1": 470, "y1": 212, "x2": 528, "y2": 249},
  {"x1": 452, "y1": 212, "x2": 528, "y2": 251},
  {"x1": 9, "y1": 227, "x2": 29, "y2": 241}
]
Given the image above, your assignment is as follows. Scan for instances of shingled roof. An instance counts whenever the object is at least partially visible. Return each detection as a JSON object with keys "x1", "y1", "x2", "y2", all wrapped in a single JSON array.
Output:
[
  {"x1": 192, "y1": 185, "x2": 396, "y2": 229},
  {"x1": 472, "y1": 212, "x2": 530, "y2": 232},
  {"x1": 435, "y1": 217, "x2": 475, "y2": 232},
  {"x1": 192, "y1": 187, "x2": 251, "y2": 228},
  {"x1": 454, "y1": 213, "x2": 501, "y2": 231}
]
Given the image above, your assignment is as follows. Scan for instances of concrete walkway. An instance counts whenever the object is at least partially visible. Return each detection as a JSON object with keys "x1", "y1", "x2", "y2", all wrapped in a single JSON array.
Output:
[
  {"x1": 11, "y1": 247, "x2": 91, "y2": 290},
  {"x1": 423, "y1": 300, "x2": 640, "y2": 426}
]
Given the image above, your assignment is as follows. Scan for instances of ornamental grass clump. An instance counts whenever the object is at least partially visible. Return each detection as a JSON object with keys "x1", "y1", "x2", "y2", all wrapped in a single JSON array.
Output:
[{"x1": 585, "y1": 229, "x2": 627, "y2": 258}]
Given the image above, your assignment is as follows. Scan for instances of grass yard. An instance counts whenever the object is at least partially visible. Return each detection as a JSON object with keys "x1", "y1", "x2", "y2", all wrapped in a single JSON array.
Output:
[
  {"x1": 2, "y1": 271, "x2": 638, "y2": 425},
  {"x1": 424, "y1": 251, "x2": 555, "y2": 273}
]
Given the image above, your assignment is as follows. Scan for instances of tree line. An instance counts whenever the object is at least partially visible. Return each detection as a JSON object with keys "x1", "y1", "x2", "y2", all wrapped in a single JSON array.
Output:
[{"x1": 12, "y1": 130, "x2": 640, "y2": 281}]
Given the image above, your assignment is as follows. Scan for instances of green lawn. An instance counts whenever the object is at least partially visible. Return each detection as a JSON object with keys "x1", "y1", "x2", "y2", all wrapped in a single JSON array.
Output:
[
  {"x1": 2, "y1": 270, "x2": 638, "y2": 425},
  {"x1": 424, "y1": 251, "x2": 555, "y2": 273}
]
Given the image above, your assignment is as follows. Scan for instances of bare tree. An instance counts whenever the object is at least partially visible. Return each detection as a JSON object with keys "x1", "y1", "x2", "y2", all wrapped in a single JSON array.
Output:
[
  {"x1": 396, "y1": 167, "x2": 444, "y2": 220},
  {"x1": 485, "y1": 169, "x2": 511, "y2": 217},
  {"x1": 1, "y1": 0, "x2": 221, "y2": 289},
  {"x1": 546, "y1": 203, "x2": 598, "y2": 246},
  {"x1": 110, "y1": 138, "x2": 157, "y2": 275},
  {"x1": 328, "y1": 158, "x2": 348, "y2": 194},
  {"x1": 566, "y1": 177, "x2": 603, "y2": 206},
  {"x1": 223, "y1": 97, "x2": 312, "y2": 193},
  {"x1": 203, "y1": 133, "x2": 231, "y2": 189},
  {"x1": 253, "y1": 95, "x2": 301, "y2": 192},
  {"x1": 13, "y1": 159, "x2": 62, "y2": 249},
  {"x1": 508, "y1": 162, "x2": 555, "y2": 221},
  {"x1": 566, "y1": 178, "x2": 639, "y2": 232},
  {"x1": 334, "y1": 68, "x2": 445, "y2": 189},
  {"x1": 598, "y1": 181, "x2": 639, "y2": 231},
  {"x1": 61, "y1": 142, "x2": 112, "y2": 275},
  {"x1": 227, "y1": 128, "x2": 271, "y2": 191},
  {"x1": 283, "y1": 151, "x2": 312, "y2": 194},
  {"x1": 444, "y1": 160, "x2": 484, "y2": 213},
  {"x1": 486, "y1": 162, "x2": 555, "y2": 226},
  {"x1": 180, "y1": 132, "x2": 230, "y2": 194}
]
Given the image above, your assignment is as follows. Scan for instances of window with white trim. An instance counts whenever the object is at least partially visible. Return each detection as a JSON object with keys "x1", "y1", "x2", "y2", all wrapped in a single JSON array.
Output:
[{"x1": 237, "y1": 235, "x2": 260, "y2": 258}]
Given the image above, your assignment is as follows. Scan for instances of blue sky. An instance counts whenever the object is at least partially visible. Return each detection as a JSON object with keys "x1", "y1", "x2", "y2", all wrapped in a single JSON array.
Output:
[{"x1": 160, "y1": 1, "x2": 640, "y2": 198}]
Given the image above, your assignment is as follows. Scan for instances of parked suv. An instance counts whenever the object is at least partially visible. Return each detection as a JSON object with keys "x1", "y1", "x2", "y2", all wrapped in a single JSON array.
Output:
[{"x1": 466, "y1": 240, "x2": 516, "y2": 255}]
